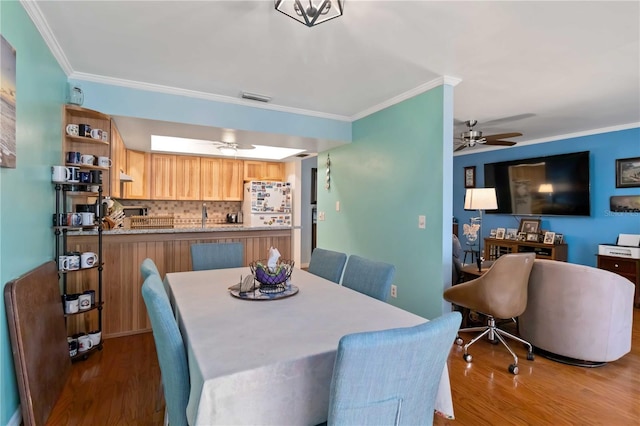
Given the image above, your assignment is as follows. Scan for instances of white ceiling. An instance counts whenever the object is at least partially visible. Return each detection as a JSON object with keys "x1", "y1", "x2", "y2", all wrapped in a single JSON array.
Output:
[{"x1": 27, "y1": 1, "x2": 640, "y2": 157}]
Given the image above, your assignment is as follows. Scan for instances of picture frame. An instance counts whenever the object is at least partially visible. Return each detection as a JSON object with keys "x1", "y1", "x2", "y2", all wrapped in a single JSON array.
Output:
[
  {"x1": 518, "y1": 218, "x2": 541, "y2": 234},
  {"x1": 616, "y1": 157, "x2": 640, "y2": 188},
  {"x1": 517, "y1": 231, "x2": 527, "y2": 241},
  {"x1": 489, "y1": 228, "x2": 497, "y2": 238},
  {"x1": 506, "y1": 228, "x2": 518, "y2": 240},
  {"x1": 543, "y1": 231, "x2": 556, "y2": 245},
  {"x1": 554, "y1": 233, "x2": 564, "y2": 244},
  {"x1": 464, "y1": 166, "x2": 476, "y2": 188},
  {"x1": 526, "y1": 232, "x2": 539, "y2": 242},
  {"x1": 495, "y1": 227, "x2": 506, "y2": 240}
]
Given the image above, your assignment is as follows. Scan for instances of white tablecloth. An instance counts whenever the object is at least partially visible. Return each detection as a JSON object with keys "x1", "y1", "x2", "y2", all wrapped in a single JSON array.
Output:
[{"x1": 165, "y1": 267, "x2": 455, "y2": 425}]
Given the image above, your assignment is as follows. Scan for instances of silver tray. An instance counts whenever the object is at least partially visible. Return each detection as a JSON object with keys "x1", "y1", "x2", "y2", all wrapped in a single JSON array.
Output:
[{"x1": 229, "y1": 284, "x2": 299, "y2": 301}]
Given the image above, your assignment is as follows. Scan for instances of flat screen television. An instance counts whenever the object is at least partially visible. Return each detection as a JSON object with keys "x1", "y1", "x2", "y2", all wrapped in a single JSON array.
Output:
[{"x1": 484, "y1": 151, "x2": 590, "y2": 216}]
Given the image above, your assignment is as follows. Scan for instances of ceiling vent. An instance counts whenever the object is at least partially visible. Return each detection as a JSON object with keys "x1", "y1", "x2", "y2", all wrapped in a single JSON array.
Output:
[
  {"x1": 296, "y1": 153, "x2": 310, "y2": 158},
  {"x1": 241, "y1": 92, "x2": 272, "y2": 103}
]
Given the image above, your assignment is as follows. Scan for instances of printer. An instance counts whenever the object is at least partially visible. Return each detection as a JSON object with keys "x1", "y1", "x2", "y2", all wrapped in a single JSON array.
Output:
[{"x1": 598, "y1": 234, "x2": 640, "y2": 259}]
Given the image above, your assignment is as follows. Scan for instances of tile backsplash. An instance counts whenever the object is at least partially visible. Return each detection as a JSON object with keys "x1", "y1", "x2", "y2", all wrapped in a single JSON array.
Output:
[{"x1": 117, "y1": 199, "x2": 242, "y2": 227}]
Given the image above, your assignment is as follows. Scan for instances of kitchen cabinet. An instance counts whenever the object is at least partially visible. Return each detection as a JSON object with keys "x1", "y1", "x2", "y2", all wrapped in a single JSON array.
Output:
[
  {"x1": 124, "y1": 150, "x2": 151, "y2": 199},
  {"x1": 243, "y1": 160, "x2": 285, "y2": 181},
  {"x1": 150, "y1": 154, "x2": 177, "y2": 200},
  {"x1": 201, "y1": 157, "x2": 222, "y2": 200},
  {"x1": 222, "y1": 159, "x2": 243, "y2": 200},
  {"x1": 109, "y1": 120, "x2": 126, "y2": 198},
  {"x1": 176, "y1": 155, "x2": 201, "y2": 200}
]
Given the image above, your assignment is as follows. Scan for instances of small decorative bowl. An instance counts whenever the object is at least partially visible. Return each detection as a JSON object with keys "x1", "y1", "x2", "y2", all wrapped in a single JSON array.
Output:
[{"x1": 249, "y1": 260, "x2": 294, "y2": 286}]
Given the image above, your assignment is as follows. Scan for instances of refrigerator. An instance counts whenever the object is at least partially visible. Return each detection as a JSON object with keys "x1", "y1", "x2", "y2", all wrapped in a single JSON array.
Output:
[{"x1": 242, "y1": 181, "x2": 292, "y2": 227}]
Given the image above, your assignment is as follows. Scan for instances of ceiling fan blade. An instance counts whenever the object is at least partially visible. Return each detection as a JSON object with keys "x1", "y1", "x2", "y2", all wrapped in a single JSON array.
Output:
[
  {"x1": 484, "y1": 132, "x2": 523, "y2": 141},
  {"x1": 482, "y1": 113, "x2": 536, "y2": 126},
  {"x1": 485, "y1": 140, "x2": 517, "y2": 146},
  {"x1": 235, "y1": 143, "x2": 255, "y2": 150},
  {"x1": 454, "y1": 144, "x2": 468, "y2": 152}
]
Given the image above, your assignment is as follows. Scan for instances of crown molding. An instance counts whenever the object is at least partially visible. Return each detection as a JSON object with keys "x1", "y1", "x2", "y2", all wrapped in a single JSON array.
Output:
[
  {"x1": 20, "y1": 0, "x2": 74, "y2": 75},
  {"x1": 350, "y1": 75, "x2": 463, "y2": 121}
]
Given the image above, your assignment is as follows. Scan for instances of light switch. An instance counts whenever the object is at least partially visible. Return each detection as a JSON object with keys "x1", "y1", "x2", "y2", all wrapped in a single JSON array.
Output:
[
  {"x1": 336, "y1": 201, "x2": 340, "y2": 211},
  {"x1": 418, "y1": 215, "x2": 426, "y2": 229},
  {"x1": 319, "y1": 211, "x2": 325, "y2": 221}
]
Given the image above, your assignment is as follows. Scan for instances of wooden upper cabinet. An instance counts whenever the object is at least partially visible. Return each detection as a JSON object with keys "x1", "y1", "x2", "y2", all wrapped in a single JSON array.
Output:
[
  {"x1": 150, "y1": 154, "x2": 177, "y2": 200},
  {"x1": 124, "y1": 150, "x2": 151, "y2": 200},
  {"x1": 243, "y1": 160, "x2": 285, "y2": 181},
  {"x1": 221, "y1": 159, "x2": 244, "y2": 201},
  {"x1": 176, "y1": 156, "x2": 201, "y2": 200},
  {"x1": 201, "y1": 158, "x2": 222, "y2": 200},
  {"x1": 109, "y1": 121, "x2": 126, "y2": 198}
]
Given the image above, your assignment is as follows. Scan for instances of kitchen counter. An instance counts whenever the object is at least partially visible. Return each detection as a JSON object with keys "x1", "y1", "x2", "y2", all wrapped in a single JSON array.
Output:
[{"x1": 68, "y1": 224, "x2": 292, "y2": 236}]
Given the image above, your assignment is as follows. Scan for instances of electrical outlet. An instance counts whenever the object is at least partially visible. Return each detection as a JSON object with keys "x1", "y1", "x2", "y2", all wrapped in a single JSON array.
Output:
[
  {"x1": 391, "y1": 284, "x2": 397, "y2": 298},
  {"x1": 318, "y1": 211, "x2": 325, "y2": 221},
  {"x1": 336, "y1": 201, "x2": 340, "y2": 211},
  {"x1": 418, "y1": 215, "x2": 426, "y2": 229}
]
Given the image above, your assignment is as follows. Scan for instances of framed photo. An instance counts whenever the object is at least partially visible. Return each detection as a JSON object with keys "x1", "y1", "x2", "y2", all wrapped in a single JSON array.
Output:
[
  {"x1": 518, "y1": 218, "x2": 541, "y2": 234},
  {"x1": 495, "y1": 227, "x2": 506, "y2": 240},
  {"x1": 489, "y1": 229, "x2": 497, "y2": 238},
  {"x1": 526, "y1": 232, "x2": 539, "y2": 242},
  {"x1": 464, "y1": 166, "x2": 476, "y2": 188},
  {"x1": 554, "y1": 233, "x2": 564, "y2": 244},
  {"x1": 506, "y1": 228, "x2": 518, "y2": 240},
  {"x1": 616, "y1": 157, "x2": 640, "y2": 188},
  {"x1": 517, "y1": 231, "x2": 527, "y2": 241},
  {"x1": 543, "y1": 231, "x2": 556, "y2": 245}
]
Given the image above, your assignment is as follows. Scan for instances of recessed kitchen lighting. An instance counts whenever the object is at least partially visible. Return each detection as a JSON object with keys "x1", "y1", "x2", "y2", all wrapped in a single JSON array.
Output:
[{"x1": 151, "y1": 135, "x2": 305, "y2": 160}]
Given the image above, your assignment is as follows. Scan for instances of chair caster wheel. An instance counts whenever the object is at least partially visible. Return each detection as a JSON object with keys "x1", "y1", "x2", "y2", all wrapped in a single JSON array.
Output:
[
  {"x1": 463, "y1": 354, "x2": 472, "y2": 363},
  {"x1": 455, "y1": 337, "x2": 464, "y2": 346},
  {"x1": 508, "y1": 364, "x2": 519, "y2": 375},
  {"x1": 527, "y1": 352, "x2": 534, "y2": 361}
]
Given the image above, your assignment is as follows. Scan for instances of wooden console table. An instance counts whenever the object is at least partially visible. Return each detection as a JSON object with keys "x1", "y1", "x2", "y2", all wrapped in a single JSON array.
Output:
[
  {"x1": 597, "y1": 255, "x2": 640, "y2": 308},
  {"x1": 484, "y1": 238, "x2": 568, "y2": 262}
]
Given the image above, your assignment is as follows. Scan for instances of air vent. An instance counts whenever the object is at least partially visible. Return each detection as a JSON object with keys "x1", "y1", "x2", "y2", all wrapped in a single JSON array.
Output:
[
  {"x1": 296, "y1": 153, "x2": 310, "y2": 158},
  {"x1": 241, "y1": 92, "x2": 272, "y2": 103}
]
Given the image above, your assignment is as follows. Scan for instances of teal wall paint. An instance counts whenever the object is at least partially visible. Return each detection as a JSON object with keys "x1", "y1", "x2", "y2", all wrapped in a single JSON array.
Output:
[
  {"x1": 70, "y1": 80, "x2": 352, "y2": 142},
  {"x1": 317, "y1": 86, "x2": 453, "y2": 319},
  {"x1": 453, "y1": 128, "x2": 640, "y2": 266},
  {"x1": 0, "y1": 2, "x2": 67, "y2": 423}
]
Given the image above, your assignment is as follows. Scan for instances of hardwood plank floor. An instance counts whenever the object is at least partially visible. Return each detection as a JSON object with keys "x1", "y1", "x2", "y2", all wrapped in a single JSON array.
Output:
[{"x1": 48, "y1": 310, "x2": 640, "y2": 425}]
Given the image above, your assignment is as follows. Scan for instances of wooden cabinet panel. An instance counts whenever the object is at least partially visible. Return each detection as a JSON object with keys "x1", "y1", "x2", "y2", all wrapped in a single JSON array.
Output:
[
  {"x1": 222, "y1": 159, "x2": 243, "y2": 200},
  {"x1": 124, "y1": 150, "x2": 151, "y2": 199},
  {"x1": 264, "y1": 162, "x2": 285, "y2": 181},
  {"x1": 598, "y1": 255, "x2": 640, "y2": 308},
  {"x1": 150, "y1": 154, "x2": 177, "y2": 200},
  {"x1": 243, "y1": 160, "x2": 285, "y2": 181},
  {"x1": 201, "y1": 158, "x2": 222, "y2": 200},
  {"x1": 109, "y1": 120, "x2": 126, "y2": 198},
  {"x1": 176, "y1": 156, "x2": 201, "y2": 200}
]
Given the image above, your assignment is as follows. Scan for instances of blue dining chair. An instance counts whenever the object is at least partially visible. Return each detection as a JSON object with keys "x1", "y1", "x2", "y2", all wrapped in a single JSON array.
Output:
[
  {"x1": 307, "y1": 248, "x2": 347, "y2": 283},
  {"x1": 141, "y1": 274, "x2": 190, "y2": 426},
  {"x1": 190, "y1": 242, "x2": 244, "y2": 271},
  {"x1": 140, "y1": 257, "x2": 160, "y2": 280},
  {"x1": 327, "y1": 312, "x2": 462, "y2": 426},
  {"x1": 341, "y1": 255, "x2": 395, "y2": 301}
]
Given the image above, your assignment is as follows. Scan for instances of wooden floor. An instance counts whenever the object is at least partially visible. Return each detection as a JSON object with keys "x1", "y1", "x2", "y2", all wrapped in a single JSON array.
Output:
[{"x1": 48, "y1": 310, "x2": 640, "y2": 425}]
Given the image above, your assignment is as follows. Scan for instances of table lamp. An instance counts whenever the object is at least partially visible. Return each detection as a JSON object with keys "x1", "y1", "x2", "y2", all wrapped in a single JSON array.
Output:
[{"x1": 464, "y1": 188, "x2": 498, "y2": 272}]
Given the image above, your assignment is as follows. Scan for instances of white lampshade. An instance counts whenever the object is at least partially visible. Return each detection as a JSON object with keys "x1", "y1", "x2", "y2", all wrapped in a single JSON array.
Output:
[{"x1": 464, "y1": 188, "x2": 498, "y2": 211}]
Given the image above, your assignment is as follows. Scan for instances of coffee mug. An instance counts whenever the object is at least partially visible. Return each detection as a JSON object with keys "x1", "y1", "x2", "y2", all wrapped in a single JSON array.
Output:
[
  {"x1": 81, "y1": 252, "x2": 98, "y2": 268},
  {"x1": 78, "y1": 293, "x2": 92, "y2": 310},
  {"x1": 58, "y1": 255, "x2": 70, "y2": 271},
  {"x1": 101, "y1": 131, "x2": 109, "y2": 142},
  {"x1": 88, "y1": 330, "x2": 101, "y2": 346},
  {"x1": 88, "y1": 184, "x2": 100, "y2": 193},
  {"x1": 83, "y1": 289, "x2": 96, "y2": 306},
  {"x1": 67, "y1": 212, "x2": 82, "y2": 227},
  {"x1": 52, "y1": 165, "x2": 70, "y2": 182},
  {"x1": 64, "y1": 294, "x2": 79, "y2": 314},
  {"x1": 80, "y1": 154, "x2": 95, "y2": 165},
  {"x1": 66, "y1": 151, "x2": 81, "y2": 164},
  {"x1": 77, "y1": 334, "x2": 93, "y2": 352},
  {"x1": 68, "y1": 337, "x2": 79, "y2": 357},
  {"x1": 65, "y1": 253, "x2": 80, "y2": 270},
  {"x1": 79, "y1": 171, "x2": 92, "y2": 183},
  {"x1": 65, "y1": 124, "x2": 79, "y2": 136},
  {"x1": 78, "y1": 124, "x2": 91, "y2": 137},
  {"x1": 53, "y1": 213, "x2": 67, "y2": 227},
  {"x1": 90, "y1": 170, "x2": 102, "y2": 184},
  {"x1": 80, "y1": 212, "x2": 95, "y2": 226},
  {"x1": 90, "y1": 128, "x2": 103, "y2": 140},
  {"x1": 67, "y1": 166, "x2": 80, "y2": 183},
  {"x1": 97, "y1": 156, "x2": 112, "y2": 168}
]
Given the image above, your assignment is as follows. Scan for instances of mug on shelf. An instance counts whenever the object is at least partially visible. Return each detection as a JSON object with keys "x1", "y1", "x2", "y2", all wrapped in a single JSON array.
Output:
[
  {"x1": 65, "y1": 252, "x2": 81, "y2": 270},
  {"x1": 66, "y1": 151, "x2": 81, "y2": 165},
  {"x1": 83, "y1": 289, "x2": 96, "y2": 306},
  {"x1": 77, "y1": 334, "x2": 93, "y2": 352},
  {"x1": 101, "y1": 131, "x2": 109, "y2": 142},
  {"x1": 58, "y1": 255, "x2": 70, "y2": 271},
  {"x1": 51, "y1": 165, "x2": 70, "y2": 182},
  {"x1": 97, "y1": 156, "x2": 111, "y2": 168},
  {"x1": 80, "y1": 251, "x2": 98, "y2": 268},
  {"x1": 88, "y1": 184, "x2": 100, "y2": 193},
  {"x1": 90, "y1": 128, "x2": 103, "y2": 140},
  {"x1": 80, "y1": 212, "x2": 95, "y2": 226},
  {"x1": 68, "y1": 337, "x2": 78, "y2": 357},
  {"x1": 80, "y1": 154, "x2": 95, "y2": 166},
  {"x1": 53, "y1": 213, "x2": 67, "y2": 227},
  {"x1": 79, "y1": 171, "x2": 92, "y2": 183},
  {"x1": 78, "y1": 293, "x2": 92, "y2": 310},
  {"x1": 63, "y1": 294, "x2": 79, "y2": 314},
  {"x1": 88, "y1": 330, "x2": 101, "y2": 346},
  {"x1": 78, "y1": 124, "x2": 91, "y2": 137},
  {"x1": 66, "y1": 166, "x2": 80, "y2": 183},
  {"x1": 90, "y1": 170, "x2": 102, "y2": 184},
  {"x1": 66, "y1": 212, "x2": 82, "y2": 227},
  {"x1": 65, "y1": 124, "x2": 79, "y2": 136}
]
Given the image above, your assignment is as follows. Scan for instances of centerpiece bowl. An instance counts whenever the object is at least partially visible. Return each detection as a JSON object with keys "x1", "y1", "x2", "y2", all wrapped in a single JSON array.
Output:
[{"x1": 249, "y1": 259, "x2": 294, "y2": 293}]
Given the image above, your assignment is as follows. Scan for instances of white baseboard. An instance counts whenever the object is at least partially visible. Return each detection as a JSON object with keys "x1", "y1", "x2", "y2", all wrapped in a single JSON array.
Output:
[{"x1": 8, "y1": 406, "x2": 21, "y2": 426}]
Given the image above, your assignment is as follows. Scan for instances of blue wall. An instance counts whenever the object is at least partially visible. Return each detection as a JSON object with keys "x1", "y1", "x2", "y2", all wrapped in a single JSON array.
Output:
[
  {"x1": 0, "y1": 2, "x2": 67, "y2": 423},
  {"x1": 453, "y1": 128, "x2": 640, "y2": 266},
  {"x1": 318, "y1": 86, "x2": 454, "y2": 319}
]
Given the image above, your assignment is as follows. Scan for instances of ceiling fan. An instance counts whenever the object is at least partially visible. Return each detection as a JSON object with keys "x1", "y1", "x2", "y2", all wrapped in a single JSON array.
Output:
[
  {"x1": 195, "y1": 140, "x2": 256, "y2": 155},
  {"x1": 454, "y1": 119, "x2": 523, "y2": 152}
]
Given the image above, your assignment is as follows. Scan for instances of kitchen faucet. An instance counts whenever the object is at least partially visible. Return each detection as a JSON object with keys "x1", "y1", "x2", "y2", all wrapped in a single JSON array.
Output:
[{"x1": 202, "y1": 203, "x2": 208, "y2": 227}]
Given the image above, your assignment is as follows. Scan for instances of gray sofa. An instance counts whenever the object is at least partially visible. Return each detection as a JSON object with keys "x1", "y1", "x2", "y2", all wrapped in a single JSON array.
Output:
[{"x1": 519, "y1": 259, "x2": 634, "y2": 364}]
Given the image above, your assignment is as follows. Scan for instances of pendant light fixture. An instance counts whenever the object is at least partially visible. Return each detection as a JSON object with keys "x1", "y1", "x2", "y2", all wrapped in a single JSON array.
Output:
[{"x1": 275, "y1": 0, "x2": 344, "y2": 27}]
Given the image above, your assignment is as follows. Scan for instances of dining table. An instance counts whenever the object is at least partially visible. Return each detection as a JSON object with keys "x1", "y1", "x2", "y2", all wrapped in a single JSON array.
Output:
[{"x1": 164, "y1": 266, "x2": 455, "y2": 425}]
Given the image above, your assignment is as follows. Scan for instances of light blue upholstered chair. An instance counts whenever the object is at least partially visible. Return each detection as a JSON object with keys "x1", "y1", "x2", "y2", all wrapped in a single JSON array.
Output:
[
  {"x1": 141, "y1": 274, "x2": 190, "y2": 426},
  {"x1": 308, "y1": 248, "x2": 347, "y2": 283},
  {"x1": 327, "y1": 312, "x2": 461, "y2": 426},
  {"x1": 190, "y1": 242, "x2": 244, "y2": 271},
  {"x1": 341, "y1": 255, "x2": 395, "y2": 301},
  {"x1": 141, "y1": 257, "x2": 161, "y2": 280}
]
